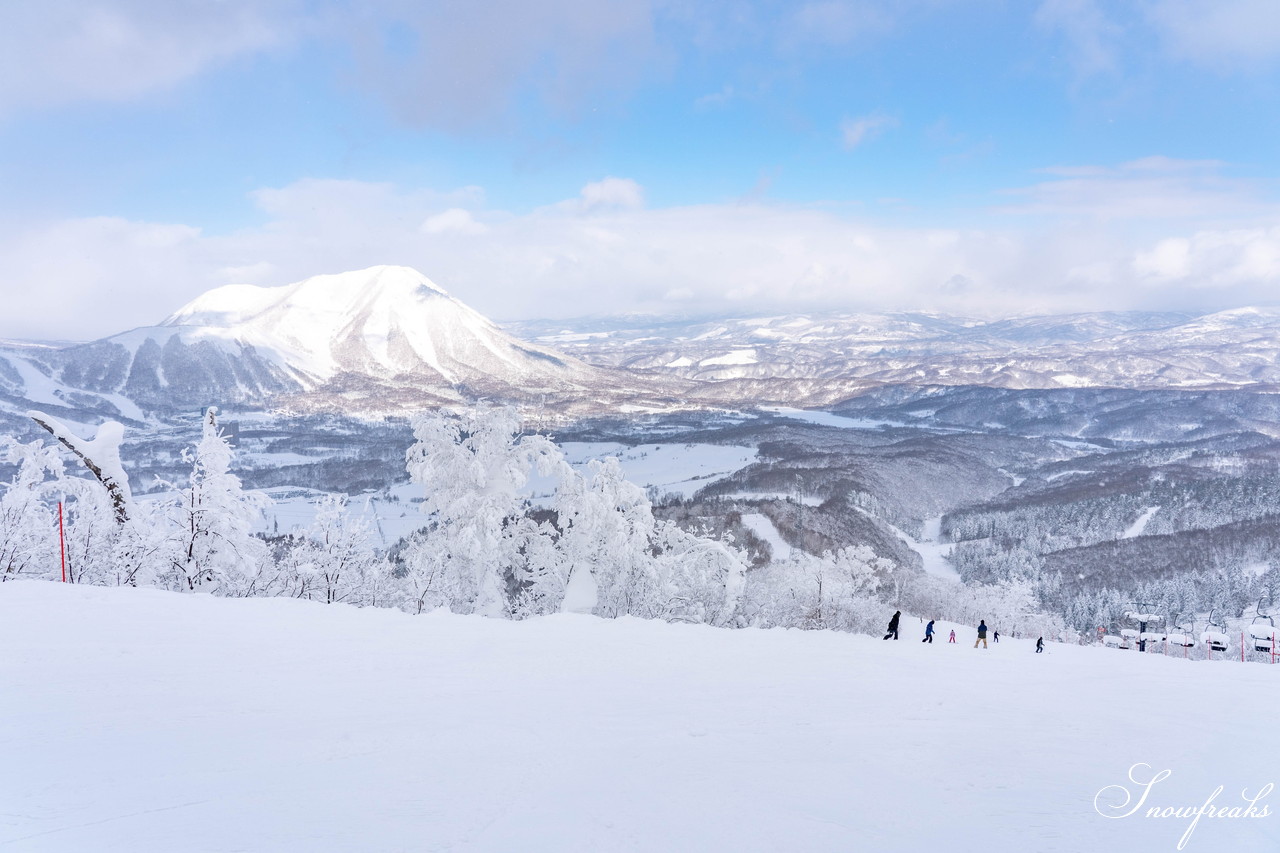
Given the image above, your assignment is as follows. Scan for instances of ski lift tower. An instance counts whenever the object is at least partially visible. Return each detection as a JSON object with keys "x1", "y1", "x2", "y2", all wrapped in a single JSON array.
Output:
[{"x1": 1126, "y1": 603, "x2": 1162, "y2": 653}]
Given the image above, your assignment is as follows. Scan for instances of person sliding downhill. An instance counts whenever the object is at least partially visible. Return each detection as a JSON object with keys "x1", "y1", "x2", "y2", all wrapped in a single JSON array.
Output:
[
  {"x1": 883, "y1": 610, "x2": 901, "y2": 640},
  {"x1": 974, "y1": 620, "x2": 989, "y2": 649},
  {"x1": 922, "y1": 619, "x2": 935, "y2": 643}
]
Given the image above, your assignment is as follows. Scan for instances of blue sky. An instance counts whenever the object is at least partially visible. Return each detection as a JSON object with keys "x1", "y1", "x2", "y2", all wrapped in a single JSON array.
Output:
[{"x1": 2, "y1": 0, "x2": 1279, "y2": 339}]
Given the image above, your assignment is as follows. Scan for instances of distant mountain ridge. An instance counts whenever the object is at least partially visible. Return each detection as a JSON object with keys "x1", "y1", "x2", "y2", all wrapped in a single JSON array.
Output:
[
  {"x1": 3, "y1": 265, "x2": 1280, "y2": 430},
  {"x1": 509, "y1": 307, "x2": 1280, "y2": 390}
]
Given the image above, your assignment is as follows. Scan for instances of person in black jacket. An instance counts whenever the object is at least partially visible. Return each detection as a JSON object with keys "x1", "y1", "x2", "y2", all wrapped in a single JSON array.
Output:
[
  {"x1": 1036, "y1": 637, "x2": 1045, "y2": 653},
  {"x1": 883, "y1": 611, "x2": 901, "y2": 640},
  {"x1": 974, "y1": 619, "x2": 989, "y2": 648},
  {"x1": 922, "y1": 619, "x2": 935, "y2": 643}
]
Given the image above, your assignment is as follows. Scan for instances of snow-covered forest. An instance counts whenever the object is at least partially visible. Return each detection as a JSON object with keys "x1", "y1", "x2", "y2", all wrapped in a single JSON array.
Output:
[{"x1": 0, "y1": 405, "x2": 1076, "y2": 641}]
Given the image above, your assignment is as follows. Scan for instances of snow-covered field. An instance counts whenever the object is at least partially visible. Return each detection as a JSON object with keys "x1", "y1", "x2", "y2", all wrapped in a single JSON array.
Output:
[
  {"x1": 3, "y1": 582, "x2": 1278, "y2": 852},
  {"x1": 559, "y1": 441, "x2": 757, "y2": 499}
]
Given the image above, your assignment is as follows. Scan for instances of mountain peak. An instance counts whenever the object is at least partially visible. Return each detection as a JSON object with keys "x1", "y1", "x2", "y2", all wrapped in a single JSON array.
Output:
[
  {"x1": 165, "y1": 265, "x2": 450, "y2": 328},
  {"x1": 131, "y1": 265, "x2": 602, "y2": 406}
]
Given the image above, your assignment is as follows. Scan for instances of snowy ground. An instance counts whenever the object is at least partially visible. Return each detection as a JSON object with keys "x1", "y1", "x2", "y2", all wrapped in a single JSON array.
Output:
[{"x1": 3, "y1": 582, "x2": 1279, "y2": 853}]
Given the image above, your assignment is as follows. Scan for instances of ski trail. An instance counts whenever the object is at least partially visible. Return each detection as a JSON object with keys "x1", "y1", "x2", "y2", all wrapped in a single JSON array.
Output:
[{"x1": 1122, "y1": 506, "x2": 1159, "y2": 539}]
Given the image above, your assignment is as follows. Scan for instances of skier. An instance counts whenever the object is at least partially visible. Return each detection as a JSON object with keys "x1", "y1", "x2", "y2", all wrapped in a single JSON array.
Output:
[
  {"x1": 922, "y1": 619, "x2": 935, "y2": 643},
  {"x1": 1036, "y1": 637, "x2": 1045, "y2": 654},
  {"x1": 883, "y1": 610, "x2": 901, "y2": 640},
  {"x1": 974, "y1": 620, "x2": 989, "y2": 649},
  {"x1": 993, "y1": 630, "x2": 1000, "y2": 643},
  {"x1": 948, "y1": 629, "x2": 956, "y2": 644}
]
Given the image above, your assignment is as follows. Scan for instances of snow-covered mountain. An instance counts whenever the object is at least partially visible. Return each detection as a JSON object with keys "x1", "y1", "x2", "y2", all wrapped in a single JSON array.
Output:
[
  {"x1": 510, "y1": 307, "x2": 1280, "y2": 390},
  {"x1": 6, "y1": 264, "x2": 1280, "y2": 429},
  {"x1": 163, "y1": 266, "x2": 593, "y2": 389},
  {"x1": 0, "y1": 266, "x2": 635, "y2": 423}
]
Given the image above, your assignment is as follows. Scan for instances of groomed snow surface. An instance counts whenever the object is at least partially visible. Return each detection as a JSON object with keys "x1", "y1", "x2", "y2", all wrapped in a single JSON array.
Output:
[{"x1": 3, "y1": 582, "x2": 1279, "y2": 852}]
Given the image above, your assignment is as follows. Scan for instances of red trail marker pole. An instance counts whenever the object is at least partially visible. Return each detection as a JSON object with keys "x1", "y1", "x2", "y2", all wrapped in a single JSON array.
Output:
[{"x1": 57, "y1": 501, "x2": 66, "y2": 583}]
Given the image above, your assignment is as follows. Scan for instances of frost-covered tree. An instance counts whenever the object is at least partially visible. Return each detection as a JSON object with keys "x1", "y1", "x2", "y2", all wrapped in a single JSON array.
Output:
[
  {"x1": 743, "y1": 546, "x2": 891, "y2": 632},
  {"x1": 57, "y1": 474, "x2": 121, "y2": 585},
  {"x1": 403, "y1": 407, "x2": 564, "y2": 616},
  {"x1": 5, "y1": 423, "x2": 172, "y2": 587},
  {"x1": 555, "y1": 456, "x2": 660, "y2": 617},
  {"x1": 162, "y1": 408, "x2": 268, "y2": 594},
  {"x1": 654, "y1": 523, "x2": 749, "y2": 626},
  {"x1": 0, "y1": 438, "x2": 61, "y2": 581},
  {"x1": 272, "y1": 495, "x2": 394, "y2": 606},
  {"x1": 28, "y1": 411, "x2": 131, "y2": 524}
]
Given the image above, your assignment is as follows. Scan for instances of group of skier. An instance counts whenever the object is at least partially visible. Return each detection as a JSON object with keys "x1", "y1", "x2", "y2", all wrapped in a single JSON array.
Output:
[{"x1": 883, "y1": 610, "x2": 1044, "y2": 652}]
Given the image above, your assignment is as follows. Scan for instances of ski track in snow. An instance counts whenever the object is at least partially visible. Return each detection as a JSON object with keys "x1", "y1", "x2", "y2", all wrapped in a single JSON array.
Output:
[
  {"x1": 741, "y1": 513, "x2": 793, "y2": 561},
  {"x1": 887, "y1": 515, "x2": 961, "y2": 581},
  {"x1": 1122, "y1": 506, "x2": 1160, "y2": 539},
  {"x1": 4, "y1": 582, "x2": 1279, "y2": 852}
]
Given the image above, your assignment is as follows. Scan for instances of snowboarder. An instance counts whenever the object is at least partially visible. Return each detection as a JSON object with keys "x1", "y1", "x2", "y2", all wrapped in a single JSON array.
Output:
[
  {"x1": 922, "y1": 619, "x2": 935, "y2": 643},
  {"x1": 1036, "y1": 637, "x2": 1045, "y2": 654},
  {"x1": 974, "y1": 620, "x2": 988, "y2": 649},
  {"x1": 883, "y1": 610, "x2": 901, "y2": 640},
  {"x1": 993, "y1": 630, "x2": 1000, "y2": 643},
  {"x1": 948, "y1": 629, "x2": 956, "y2": 643}
]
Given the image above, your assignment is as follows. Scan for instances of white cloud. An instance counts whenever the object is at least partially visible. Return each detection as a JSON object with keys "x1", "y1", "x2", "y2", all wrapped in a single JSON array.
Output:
[
  {"x1": 1133, "y1": 237, "x2": 1192, "y2": 279},
  {"x1": 0, "y1": 216, "x2": 209, "y2": 341},
  {"x1": 0, "y1": 0, "x2": 662, "y2": 130},
  {"x1": 1133, "y1": 227, "x2": 1280, "y2": 289},
  {"x1": 789, "y1": 2, "x2": 895, "y2": 47},
  {"x1": 576, "y1": 177, "x2": 646, "y2": 211},
  {"x1": 4, "y1": 165, "x2": 1280, "y2": 341},
  {"x1": 999, "y1": 157, "x2": 1261, "y2": 221},
  {"x1": 0, "y1": 0, "x2": 303, "y2": 117},
  {"x1": 694, "y1": 85, "x2": 735, "y2": 110},
  {"x1": 1147, "y1": 0, "x2": 1280, "y2": 68},
  {"x1": 840, "y1": 112, "x2": 899, "y2": 149},
  {"x1": 1034, "y1": 0, "x2": 1122, "y2": 78},
  {"x1": 420, "y1": 208, "x2": 488, "y2": 235},
  {"x1": 344, "y1": 0, "x2": 661, "y2": 130}
]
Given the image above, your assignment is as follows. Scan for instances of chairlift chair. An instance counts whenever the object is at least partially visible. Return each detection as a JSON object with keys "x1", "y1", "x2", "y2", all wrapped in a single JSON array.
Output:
[
  {"x1": 1202, "y1": 609, "x2": 1229, "y2": 652},
  {"x1": 1167, "y1": 622, "x2": 1197, "y2": 648},
  {"x1": 1250, "y1": 599, "x2": 1276, "y2": 653}
]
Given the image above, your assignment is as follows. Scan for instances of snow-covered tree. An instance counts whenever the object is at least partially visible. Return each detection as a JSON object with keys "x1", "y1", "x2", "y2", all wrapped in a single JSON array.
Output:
[
  {"x1": 743, "y1": 546, "x2": 892, "y2": 632},
  {"x1": 162, "y1": 408, "x2": 268, "y2": 594},
  {"x1": 57, "y1": 474, "x2": 121, "y2": 585},
  {"x1": 554, "y1": 456, "x2": 660, "y2": 617},
  {"x1": 402, "y1": 406, "x2": 564, "y2": 616},
  {"x1": 28, "y1": 411, "x2": 131, "y2": 524},
  {"x1": 0, "y1": 438, "x2": 61, "y2": 581},
  {"x1": 654, "y1": 523, "x2": 749, "y2": 626},
  {"x1": 272, "y1": 495, "x2": 394, "y2": 606}
]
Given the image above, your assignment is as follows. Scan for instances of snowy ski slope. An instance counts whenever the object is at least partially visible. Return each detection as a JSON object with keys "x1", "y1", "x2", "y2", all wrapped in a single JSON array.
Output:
[{"x1": 2, "y1": 581, "x2": 1278, "y2": 852}]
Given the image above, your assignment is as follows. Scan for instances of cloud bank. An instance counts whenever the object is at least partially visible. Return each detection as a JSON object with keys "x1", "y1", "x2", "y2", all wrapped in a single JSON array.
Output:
[{"x1": 4, "y1": 161, "x2": 1280, "y2": 341}]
